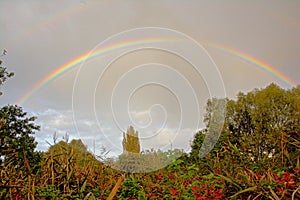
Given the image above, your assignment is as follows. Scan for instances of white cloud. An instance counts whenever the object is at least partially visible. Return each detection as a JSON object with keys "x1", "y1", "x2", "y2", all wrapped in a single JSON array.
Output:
[{"x1": 140, "y1": 127, "x2": 196, "y2": 153}]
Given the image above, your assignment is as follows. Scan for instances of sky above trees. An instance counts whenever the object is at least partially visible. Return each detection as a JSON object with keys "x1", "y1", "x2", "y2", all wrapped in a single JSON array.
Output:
[{"x1": 0, "y1": 1, "x2": 299, "y2": 158}]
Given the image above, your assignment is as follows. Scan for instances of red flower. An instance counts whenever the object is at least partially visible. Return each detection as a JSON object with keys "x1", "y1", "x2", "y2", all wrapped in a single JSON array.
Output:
[
  {"x1": 14, "y1": 194, "x2": 22, "y2": 200},
  {"x1": 255, "y1": 173, "x2": 261, "y2": 180},
  {"x1": 215, "y1": 189, "x2": 223, "y2": 199},
  {"x1": 39, "y1": 198, "x2": 45, "y2": 200},
  {"x1": 147, "y1": 185, "x2": 153, "y2": 189},
  {"x1": 183, "y1": 180, "x2": 189, "y2": 187},
  {"x1": 287, "y1": 181, "x2": 295, "y2": 189},
  {"x1": 156, "y1": 174, "x2": 163, "y2": 180},
  {"x1": 169, "y1": 173, "x2": 175, "y2": 180},
  {"x1": 194, "y1": 192, "x2": 200, "y2": 197},
  {"x1": 172, "y1": 189, "x2": 178, "y2": 195},
  {"x1": 100, "y1": 195, "x2": 105, "y2": 200},
  {"x1": 282, "y1": 172, "x2": 290, "y2": 181},
  {"x1": 192, "y1": 186, "x2": 198, "y2": 191},
  {"x1": 277, "y1": 187, "x2": 284, "y2": 193}
]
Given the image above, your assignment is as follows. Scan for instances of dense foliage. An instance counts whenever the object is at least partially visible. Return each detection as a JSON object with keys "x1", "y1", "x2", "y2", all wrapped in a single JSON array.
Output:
[
  {"x1": 0, "y1": 57, "x2": 299, "y2": 199},
  {"x1": 189, "y1": 84, "x2": 300, "y2": 199}
]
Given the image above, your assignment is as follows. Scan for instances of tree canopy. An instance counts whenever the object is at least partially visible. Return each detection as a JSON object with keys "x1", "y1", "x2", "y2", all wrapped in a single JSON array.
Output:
[
  {"x1": 0, "y1": 57, "x2": 40, "y2": 169},
  {"x1": 191, "y1": 83, "x2": 300, "y2": 170},
  {"x1": 122, "y1": 126, "x2": 140, "y2": 154}
]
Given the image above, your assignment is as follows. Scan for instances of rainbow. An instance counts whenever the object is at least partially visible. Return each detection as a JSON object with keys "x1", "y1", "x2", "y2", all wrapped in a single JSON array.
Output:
[
  {"x1": 17, "y1": 38, "x2": 168, "y2": 105},
  {"x1": 17, "y1": 39, "x2": 296, "y2": 105},
  {"x1": 204, "y1": 42, "x2": 296, "y2": 87}
]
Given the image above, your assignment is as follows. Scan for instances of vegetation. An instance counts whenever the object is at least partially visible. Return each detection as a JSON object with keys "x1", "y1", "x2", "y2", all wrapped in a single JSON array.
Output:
[
  {"x1": 122, "y1": 126, "x2": 141, "y2": 154},
  {"x1": 0, "y1": 56, "x2": 299, "y2": 199}
]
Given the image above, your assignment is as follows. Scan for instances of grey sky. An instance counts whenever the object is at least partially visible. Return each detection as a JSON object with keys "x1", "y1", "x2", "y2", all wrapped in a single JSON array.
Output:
[{"x1": 0, "y1": 1, "x2": 299, "y2": 158}]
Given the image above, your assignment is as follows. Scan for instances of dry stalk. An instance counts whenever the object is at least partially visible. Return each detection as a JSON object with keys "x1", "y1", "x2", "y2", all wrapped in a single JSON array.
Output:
[{"x1": 107, "y1": 174, "x2": 125, "y2": 200}]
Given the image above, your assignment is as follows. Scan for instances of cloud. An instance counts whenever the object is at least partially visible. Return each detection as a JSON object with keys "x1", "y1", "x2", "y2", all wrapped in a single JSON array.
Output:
[
  {"x1": 1, "y1": 1, "x2": 299, "y2": 159},
  {"x1": 32, "y1": 106, "x2": 197, "y2": 158},
  {"x1": 140, "y1": 127, "x2": 196, "y2": 153}
]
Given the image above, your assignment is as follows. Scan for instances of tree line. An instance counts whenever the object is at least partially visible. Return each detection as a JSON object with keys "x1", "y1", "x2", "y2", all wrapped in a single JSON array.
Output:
[{"x1": 1, "y1": 55, "x2": 299, "y2": 199}]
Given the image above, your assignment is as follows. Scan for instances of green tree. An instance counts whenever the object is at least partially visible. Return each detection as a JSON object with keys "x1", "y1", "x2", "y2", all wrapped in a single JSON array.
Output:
[
  {"x1": 225, "y1": 84, "x2": 300, "y2": 165},
  {"x1": 0, "y1": 53, "x2": 41, "y2": 199},
  {"x1": 0, "y1": 58, "x2": 14, "y2": 96},
  {"x1": 0, "y1": 105, "x2": 40, "y2": 168},
  {"x1": 191, "y1": 83, "x2": 300, "y2": 170},
  {"x1": 0, "y1": 57, "x2": 40, "y2": 169},
  {"x1": 189, "y1": 129, "x2": 206, "y2": 163},
  {"x1": 122, "y1": 126, "x2": 140, "y2": 154}
]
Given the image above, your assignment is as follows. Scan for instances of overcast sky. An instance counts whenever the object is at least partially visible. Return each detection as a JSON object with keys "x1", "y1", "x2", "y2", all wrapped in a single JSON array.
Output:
[{"x1": 0, "y1": 1, "x2": 299, "y2": 159}]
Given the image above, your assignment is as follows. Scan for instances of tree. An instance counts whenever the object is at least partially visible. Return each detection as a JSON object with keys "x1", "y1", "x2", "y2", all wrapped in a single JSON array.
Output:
[
  {"x1": 0, "y1": 55, "x2": 41, "y2": 199},
  {"x1": 112, "y1": 126, "x2": 141, "y2": 173},
  {"x1": 190, "y1": 83, "x2": 300, "y2": 170},
  {"x1": 225, "y1": 84, "x2": 300, "y2": 164},
  {"x1": 116, "y1": 126, "x2": 185, "y2": 172},
  {"x1": 0, "y1": 56, "x2": 40, "y2": 169},
  {"x1": 0, "y1": 56, "x2": 14, "y2": 96},
  {"x1": 122, "y1": 126, "x2": 140, "y2": 154},
  {"x1": 0, "y1": 105, "x2": 40, "y2": 168}
]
